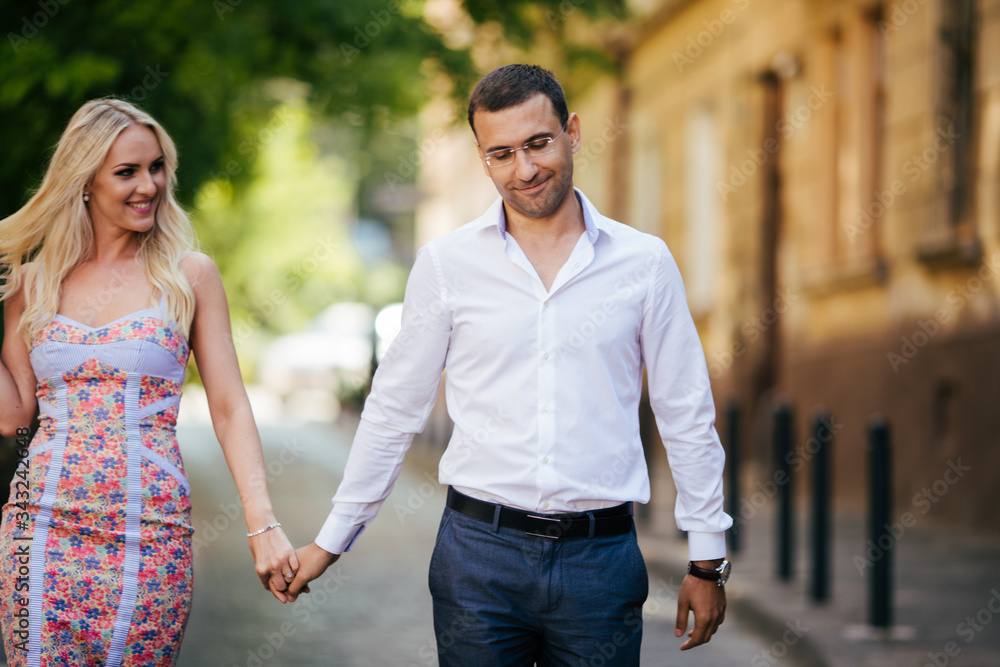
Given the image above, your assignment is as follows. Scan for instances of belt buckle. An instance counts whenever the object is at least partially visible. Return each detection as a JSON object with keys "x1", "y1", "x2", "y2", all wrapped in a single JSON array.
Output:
[{"x1": 524, "y1": 514, "x2": 568, "y2": 540}]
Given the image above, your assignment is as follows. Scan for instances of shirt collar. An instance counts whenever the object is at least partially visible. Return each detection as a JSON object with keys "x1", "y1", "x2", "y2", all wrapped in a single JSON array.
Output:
[{"x1": 482, "y1": 188, "x2": 608, "y2": 242}]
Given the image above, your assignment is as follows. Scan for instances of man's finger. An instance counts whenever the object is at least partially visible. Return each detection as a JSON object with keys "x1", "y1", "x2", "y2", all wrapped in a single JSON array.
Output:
[
  {"x1": 287, "y1": 571, "x2": 311, "y2": 597},
  {"x1": 680, "y1": 617, "x2": 712, "y2": 650},
  {"x1": 674, "y1": 597, "x2": 690, "y2": 638}
]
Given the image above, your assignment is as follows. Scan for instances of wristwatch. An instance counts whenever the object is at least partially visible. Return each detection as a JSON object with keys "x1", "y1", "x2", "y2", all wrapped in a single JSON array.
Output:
[{"x1": 687, "y1": 559, "x2": 731, "y2": 586}]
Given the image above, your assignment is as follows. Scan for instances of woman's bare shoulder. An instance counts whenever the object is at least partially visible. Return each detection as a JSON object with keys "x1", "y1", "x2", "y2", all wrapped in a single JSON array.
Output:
[{"x1": 179, "y1": 251, "x2": 220, "y2": 286}]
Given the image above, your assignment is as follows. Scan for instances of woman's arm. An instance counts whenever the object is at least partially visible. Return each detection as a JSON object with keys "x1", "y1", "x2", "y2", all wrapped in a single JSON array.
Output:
[
  {"x1": 0, "y1": 286, "x2": 38, "y2": 437},
  {"x1": 182, "y1": 252, "x2": 298, "y2": 602}
]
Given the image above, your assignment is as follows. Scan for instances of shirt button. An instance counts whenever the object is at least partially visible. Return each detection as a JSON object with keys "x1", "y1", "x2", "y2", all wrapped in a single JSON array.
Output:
[
  {"x1": 542, "y1": 457, "x2": 549, "y2": 464},
  {"x1": 543, "y1": 406, "x2": 552, "y2": 413},
  {"x1": 543, "y1": 302, "x2": 550, "y2": 308},
  {"x1": 543, "y1": 502, "x2": 550, "y2": 509},
  {"x1": 543, "y1": 353, "x2": 550, "y2": 360}
]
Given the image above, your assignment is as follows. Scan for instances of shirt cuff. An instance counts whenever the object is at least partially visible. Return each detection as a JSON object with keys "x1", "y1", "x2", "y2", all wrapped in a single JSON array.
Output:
[
  {"x1": 315, "y1": 512, "x2": 366, "y2": 555},
  {"x1": 686, "y1": 531, "x2": 727, "y2": 561}
]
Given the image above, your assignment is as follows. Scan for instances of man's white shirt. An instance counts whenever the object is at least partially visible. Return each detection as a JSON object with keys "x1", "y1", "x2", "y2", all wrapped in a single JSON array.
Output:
[{"x1": 316, "y1": 189, "x2": 732, "y2": 560}]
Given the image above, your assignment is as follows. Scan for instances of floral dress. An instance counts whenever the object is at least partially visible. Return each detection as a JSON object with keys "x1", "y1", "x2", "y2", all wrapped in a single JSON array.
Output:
[{"x1": 0, "y1": 305, "x2": 194, "y2": 666}]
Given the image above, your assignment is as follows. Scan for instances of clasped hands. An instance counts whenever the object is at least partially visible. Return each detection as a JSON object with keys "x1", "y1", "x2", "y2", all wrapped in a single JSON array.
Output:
[{"x1": 260, "y1": 542, "x2": 339, "y2": 604}]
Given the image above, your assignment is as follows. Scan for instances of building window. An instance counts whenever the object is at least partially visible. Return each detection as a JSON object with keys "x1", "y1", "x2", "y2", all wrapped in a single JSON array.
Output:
[
  {"x1": 923, "y1": 0, "x2": 977, "y2": 252},
  {"x1": 685, "y1": 106, "x2": 721, "y2": 315},
  {"x1": 810, "y1": 5, "x2": 887, "y2": 283},
  {"x1": 837, "y1": 6, "x2": 887, "y2": 266}
]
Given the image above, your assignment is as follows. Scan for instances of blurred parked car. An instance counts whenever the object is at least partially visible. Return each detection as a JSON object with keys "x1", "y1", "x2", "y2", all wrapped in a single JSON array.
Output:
[{"x1": 259, "y1": 302, "x2": 375, "y2": 402}]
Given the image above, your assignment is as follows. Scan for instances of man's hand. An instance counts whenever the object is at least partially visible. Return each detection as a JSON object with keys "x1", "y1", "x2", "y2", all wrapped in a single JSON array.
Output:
[
  {"x1": 675, "y1": 565, "x2": 727, "y2": 650},
  {"x1": 284, "y1": 542, "x2": 340, "y2": 602}
]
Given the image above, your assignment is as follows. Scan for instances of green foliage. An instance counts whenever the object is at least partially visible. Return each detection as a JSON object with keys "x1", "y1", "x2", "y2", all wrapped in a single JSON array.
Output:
[
  {"x1": 0, "y1": 0, "x2": 630, "y2": 374},
  {"x1": 463, "y1": 0, "x2": 626, "y2": 44},
  {"x1": 0, "y1": 0, "x2": 475, "y2": 215},
  {"x1": 193, "y1": 101, "x2": 376, "y2": 375}
]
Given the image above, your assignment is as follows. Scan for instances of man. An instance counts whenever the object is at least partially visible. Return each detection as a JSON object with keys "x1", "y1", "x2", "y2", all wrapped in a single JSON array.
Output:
[{"x1": 287, "y1": 64, "x2": 733, "y2": 665}]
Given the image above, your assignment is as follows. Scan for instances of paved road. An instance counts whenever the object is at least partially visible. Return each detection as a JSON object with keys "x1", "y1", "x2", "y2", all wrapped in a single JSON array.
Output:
[{"x1": 175, "y1": 420, "x2": 777, "y2": 667}]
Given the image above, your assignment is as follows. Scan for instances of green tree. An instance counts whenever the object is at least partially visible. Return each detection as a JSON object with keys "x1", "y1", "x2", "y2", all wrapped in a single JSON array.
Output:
[
  {"x1": 0, "y1": 0, "x2": 476, "y2": 215},
  {"x1": 0, "y1": 0, "x2": 627, "y2": 354}
]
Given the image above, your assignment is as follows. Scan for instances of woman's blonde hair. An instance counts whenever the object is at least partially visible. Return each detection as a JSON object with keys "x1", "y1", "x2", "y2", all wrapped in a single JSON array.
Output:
[{"x1": 0, "y1": 98, "x2": 196, "y2": 341}]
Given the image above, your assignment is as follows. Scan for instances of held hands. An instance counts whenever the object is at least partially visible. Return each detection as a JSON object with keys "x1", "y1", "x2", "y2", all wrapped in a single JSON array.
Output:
[
  {"x1": 281, "y1": 542, "x2": 340, "y2": 603},
  {"x1": 675, "y1": 572, "x2": 727, "y2": 650},
  {"x1": 248, "y1": 526, "x2": 299, "y2": 604}
]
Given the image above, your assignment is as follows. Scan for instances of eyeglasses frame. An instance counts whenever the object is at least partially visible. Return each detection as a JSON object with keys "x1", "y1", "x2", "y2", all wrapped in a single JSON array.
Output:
[{"x1": 481, "y1": 125, "x2": 568, "y2": 168}]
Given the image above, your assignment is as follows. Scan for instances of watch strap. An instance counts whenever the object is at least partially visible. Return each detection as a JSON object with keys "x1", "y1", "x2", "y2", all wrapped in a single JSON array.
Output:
[
  {"x1": 687, "y1": 562, "x2": 721, "y2": 581},
  {"x1": 687, "y1": 560, "x2": 730, "y2": 585}
]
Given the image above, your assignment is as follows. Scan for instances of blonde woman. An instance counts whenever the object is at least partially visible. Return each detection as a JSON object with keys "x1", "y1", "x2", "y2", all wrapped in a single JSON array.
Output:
[{"x1": 0, "y1": 99, "x2": 297, "y2": 665}]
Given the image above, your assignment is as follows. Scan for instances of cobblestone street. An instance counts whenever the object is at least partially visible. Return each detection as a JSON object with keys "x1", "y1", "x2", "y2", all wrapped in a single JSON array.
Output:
[{"x1": 175, "y1": 420, "x2": 775, "y2": 667}]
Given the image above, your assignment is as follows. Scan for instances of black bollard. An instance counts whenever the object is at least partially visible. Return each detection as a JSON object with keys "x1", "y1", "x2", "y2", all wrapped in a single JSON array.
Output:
[
  {"x1": 774, "y1": 402, "x2": 794, "y2": 581},
  {"x1": 810, "y1": 410, "x2": 832, "y2": 603},
  {"x1": 726, "y1": 399, "x2": 741, "y2": 554},
  {"x1": 869, "y1": 416, "x2": 892, "y2": 628}
]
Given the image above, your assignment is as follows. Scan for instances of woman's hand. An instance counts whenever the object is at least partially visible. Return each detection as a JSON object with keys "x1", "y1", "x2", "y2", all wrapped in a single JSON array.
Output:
[
  {"x1": 248, "y1": 525, "x2": 299, "y2": 603},
  {"x1": 0, "y1": 285, "x2": 39, "y2": 437}
]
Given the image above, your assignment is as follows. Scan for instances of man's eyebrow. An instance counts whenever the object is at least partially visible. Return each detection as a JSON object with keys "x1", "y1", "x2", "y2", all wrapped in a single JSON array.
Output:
[{"x1": 485, "y1": 131, "x2": 556, "y2": 154}]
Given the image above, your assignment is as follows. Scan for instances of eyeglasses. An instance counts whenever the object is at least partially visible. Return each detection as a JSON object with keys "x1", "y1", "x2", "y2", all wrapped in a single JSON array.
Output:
[{"x1": 481, "y1": 126, "x2": 566, "y2": 168}]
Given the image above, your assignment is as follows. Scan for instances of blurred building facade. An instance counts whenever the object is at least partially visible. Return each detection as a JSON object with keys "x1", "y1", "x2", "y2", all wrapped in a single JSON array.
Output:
[{"x1": 415, "y1": 0, "x2": 1000, "y2": 535}]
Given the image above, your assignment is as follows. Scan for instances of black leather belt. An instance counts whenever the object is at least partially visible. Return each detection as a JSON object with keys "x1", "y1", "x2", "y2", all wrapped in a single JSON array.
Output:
[{"x1": 446, "y1": 487, "x2": 633, "y2": 540}]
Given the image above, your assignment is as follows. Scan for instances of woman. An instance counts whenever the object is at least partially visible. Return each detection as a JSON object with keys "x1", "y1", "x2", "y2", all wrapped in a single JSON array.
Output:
[{"x1": 0, "y1": 98, "x2": 297, "y2": 665}]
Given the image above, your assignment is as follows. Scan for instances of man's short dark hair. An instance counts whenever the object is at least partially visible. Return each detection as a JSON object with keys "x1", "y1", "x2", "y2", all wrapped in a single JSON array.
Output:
[{"x1": 467, "y1": 64, "x2": 569, "y2": 136}]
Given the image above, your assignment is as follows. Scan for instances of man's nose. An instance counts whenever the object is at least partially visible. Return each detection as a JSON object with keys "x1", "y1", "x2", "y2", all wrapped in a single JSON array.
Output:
[{"x1": 512, "y1": 148, "x2": 539, "y2": 182}]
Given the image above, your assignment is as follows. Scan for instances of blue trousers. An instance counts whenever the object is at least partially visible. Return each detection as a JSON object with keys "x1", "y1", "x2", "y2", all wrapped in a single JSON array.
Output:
[{"x1": 428, "y1": 507, "x2": 649, "y2": 666}]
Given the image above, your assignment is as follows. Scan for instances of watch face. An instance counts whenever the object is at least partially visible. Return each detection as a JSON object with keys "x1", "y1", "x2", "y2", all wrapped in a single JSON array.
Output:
[{"x1": 718, "y1": 560, "x2": 732, "y2": 585}]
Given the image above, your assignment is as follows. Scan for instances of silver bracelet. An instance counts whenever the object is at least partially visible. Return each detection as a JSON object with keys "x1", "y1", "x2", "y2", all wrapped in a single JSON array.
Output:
[{"x1": 247, "y1": 522, "x2": 281, "y2": 538}]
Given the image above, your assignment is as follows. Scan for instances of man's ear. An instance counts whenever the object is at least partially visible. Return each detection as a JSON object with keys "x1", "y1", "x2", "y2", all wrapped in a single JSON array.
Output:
[{"x1": 566, "y1": 112, "x2": 582, "y2": 155}]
